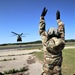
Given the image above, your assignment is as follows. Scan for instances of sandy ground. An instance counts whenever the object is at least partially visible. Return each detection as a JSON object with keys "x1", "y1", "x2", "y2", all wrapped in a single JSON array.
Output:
[
  {"x1": 0, "y1": 49, "x2": 42, "y2": 75},
  {"x1": 0, "y1": 46, "x2": 75, "y2": 75}
]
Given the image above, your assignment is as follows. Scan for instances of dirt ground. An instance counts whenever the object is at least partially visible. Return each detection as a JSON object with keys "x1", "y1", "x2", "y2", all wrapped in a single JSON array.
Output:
[
  {"x1": 0, "y1": 49, "x2": 42, "y2": 75},
  {"x1": 0, "y1": 46, "x2": 75, "y2": 75}
]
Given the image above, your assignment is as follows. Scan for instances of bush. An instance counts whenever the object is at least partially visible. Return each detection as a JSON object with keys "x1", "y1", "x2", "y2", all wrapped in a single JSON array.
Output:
[
  {"x1": 13, "y1": 58, "x2": 16, "y2": 60},
  {"x1": 20, "y1": 67, "x2": 28, "y2": 72},
  {"x1": 4, "y1": 69, "x2": 17, "y2": 74},
  {"x1": 4, "y1": 66, "x2": 29, "y2": 74},
  {"x1": 3, "y1": 59, "x2": 7, "y2": 61}
]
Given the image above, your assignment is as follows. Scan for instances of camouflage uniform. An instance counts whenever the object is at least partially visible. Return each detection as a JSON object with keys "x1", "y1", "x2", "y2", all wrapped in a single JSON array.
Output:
[{"x1": 39, "y1": 16, "x2": 65, "y2": 75}]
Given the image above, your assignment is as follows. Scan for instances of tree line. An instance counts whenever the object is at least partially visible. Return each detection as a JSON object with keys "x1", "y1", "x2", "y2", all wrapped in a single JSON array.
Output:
[{"x1": 0, "y1": 39, "x2": 75, "y2": 46}]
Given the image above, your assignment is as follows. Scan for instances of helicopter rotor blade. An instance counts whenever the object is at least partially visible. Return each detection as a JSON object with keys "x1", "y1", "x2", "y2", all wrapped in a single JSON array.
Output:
[
  {"x1": 11, "y1": 32, "x2": 19, "y2": 35},
  {"x1": 20, "y1": 33, "x2": 23, "y2": 36},
  {"x1": 23, "y1": 33, "x2": 29, "y2": 35},
  {"x1": 22, "y1": 36, "x2": 26, "y2": 37}
]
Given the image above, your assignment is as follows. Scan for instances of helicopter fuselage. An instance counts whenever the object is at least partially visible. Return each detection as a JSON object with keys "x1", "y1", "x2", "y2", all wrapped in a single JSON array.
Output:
[{"x1": 17, "y1": 35, "x2": 22, "y2": 42}]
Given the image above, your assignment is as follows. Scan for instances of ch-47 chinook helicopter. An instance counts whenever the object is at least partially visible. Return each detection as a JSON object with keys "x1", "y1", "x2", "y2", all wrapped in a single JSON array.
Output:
[{"x1": 11, "y1": 31, "x2": 25, "y2": 42}]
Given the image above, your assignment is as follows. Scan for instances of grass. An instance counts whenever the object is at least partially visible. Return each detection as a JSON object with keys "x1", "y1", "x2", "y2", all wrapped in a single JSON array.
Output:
[
  {"x1": 0, "y1": 45, "x2": 19, "y2": 48},
  {"x1": 33, "y1": 48, "x2": 75, "y2": 75},
  {"x1": 33, "y1": 51, "x2": 44, "y2": 61},
  {"x1": 65, "y1": 42, "x2": 75, "y2": 47},
  {"x1": 62, "y1": 48, "x2": 75, "y2": 75},
  {"x1": 0, "y1": 44, "x2": 42, "y2": 49},
  {"x1": 21, "y1": 45, "x2": 42, "y2": 50}
]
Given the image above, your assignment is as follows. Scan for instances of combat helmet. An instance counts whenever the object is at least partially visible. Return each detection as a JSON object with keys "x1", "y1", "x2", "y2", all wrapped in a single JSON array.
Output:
[{"x1": 47, "y1": 27, "x2": 59, "y2": 38}]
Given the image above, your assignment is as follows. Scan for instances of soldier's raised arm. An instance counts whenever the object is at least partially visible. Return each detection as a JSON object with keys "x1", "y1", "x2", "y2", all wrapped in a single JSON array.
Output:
[
  {"x1": 56, "y1": 10, "x2": 65, "y2": 40},
  {"x1": 39, "y1": 7, "x2": 48, "y2": 43}
]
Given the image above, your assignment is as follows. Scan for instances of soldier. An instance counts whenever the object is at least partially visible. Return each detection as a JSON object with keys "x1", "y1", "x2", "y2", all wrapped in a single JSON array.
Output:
[{"x1": 39, "y1": 7, "x2": 65, "y2": 75}]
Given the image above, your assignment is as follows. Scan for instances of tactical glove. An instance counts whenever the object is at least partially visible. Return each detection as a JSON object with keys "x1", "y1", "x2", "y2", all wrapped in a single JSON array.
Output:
[
  {"x1": 56, "y1": 10, "x2": 60, "y2": 20},
  {"x1": 41, "y1": 7, "x2": 48, "y2": 17}
]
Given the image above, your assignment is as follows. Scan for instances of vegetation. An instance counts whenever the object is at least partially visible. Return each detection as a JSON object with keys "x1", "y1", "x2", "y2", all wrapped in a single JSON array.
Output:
[
  {"x1": 0, "y1": 39, "x2": 75, "y2": 50},
  {"x1": 4, "y1": 66, "x2": 28, "y2": 74},
  {"x1": 33, "y1": 51, "x2": 44, "y2": 61},
  {"x1": 0, "y1": 39, "x2": 75, "y2": 46},
  {"x1": 0, "y1": 40, "x2": 42, "y2": 46},
  {"x1": 65, "y1": 39, "x2": 75, "y2": 42},
  {"x1": 33, "y1": 48, "x2": 75, "y2": 75},
  {"x1": 62, "y1": 48, "x2": 75, "y2": 75},
  {"x1": 0, "y1": 58, "x2": 16, "y2": 61}
]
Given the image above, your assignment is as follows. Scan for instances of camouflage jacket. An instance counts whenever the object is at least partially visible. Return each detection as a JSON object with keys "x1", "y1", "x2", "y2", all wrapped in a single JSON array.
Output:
[{"x1": 39, "y1": 16, "x2": 65, "y2": 55}]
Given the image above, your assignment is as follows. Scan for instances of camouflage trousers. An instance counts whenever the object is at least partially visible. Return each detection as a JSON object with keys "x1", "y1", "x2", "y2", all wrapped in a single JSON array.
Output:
[
  {"x1": 41, "y1": 52, "x2": 62, "y2": 75},
  {"x1": 42, "y1": 65, "x2": 62, "y2": 75}
]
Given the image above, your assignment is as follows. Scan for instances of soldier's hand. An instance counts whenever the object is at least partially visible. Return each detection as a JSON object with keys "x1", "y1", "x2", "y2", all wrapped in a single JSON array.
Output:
[
  {"x1": 56, "y1": 10, "x2": 60, "y2": 20},
  {"x1": 41, "y1": 7, "x2": 48, "y2": 17}
]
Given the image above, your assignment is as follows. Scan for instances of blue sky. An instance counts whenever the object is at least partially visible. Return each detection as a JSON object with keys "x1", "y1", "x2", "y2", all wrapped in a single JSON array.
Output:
[{"x1": 0, "y1": 0, "x2": 75, "y2": 44}]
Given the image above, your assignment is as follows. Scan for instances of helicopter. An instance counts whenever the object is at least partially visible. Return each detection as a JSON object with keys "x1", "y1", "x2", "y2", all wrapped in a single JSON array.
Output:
[{"x1": 11, "y1": 31, "x2": 25, "y2": 42}]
